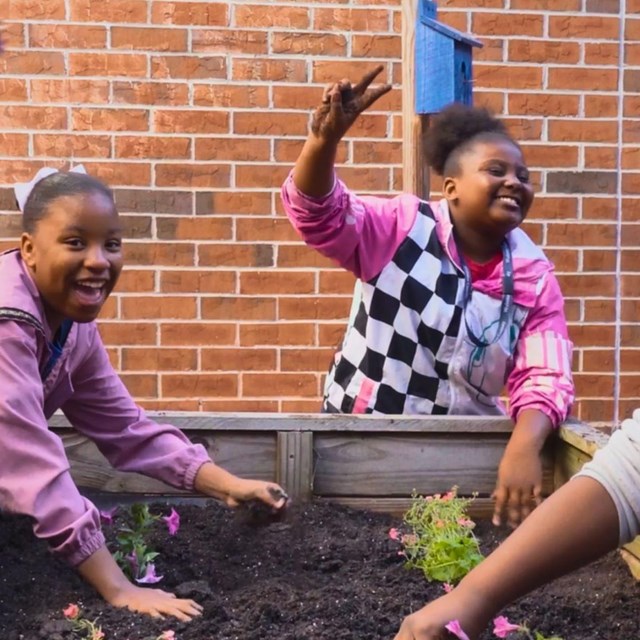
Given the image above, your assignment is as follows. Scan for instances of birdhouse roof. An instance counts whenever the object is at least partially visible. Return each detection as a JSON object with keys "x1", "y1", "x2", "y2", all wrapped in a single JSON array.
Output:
[{"x1": 420, "y1": 16, "x2": 483, "y2": 48}]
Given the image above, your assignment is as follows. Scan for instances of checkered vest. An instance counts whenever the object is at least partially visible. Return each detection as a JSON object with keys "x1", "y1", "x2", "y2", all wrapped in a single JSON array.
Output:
[{"x1": 323, "y1": 202, "x2": 528, "y2": 415}]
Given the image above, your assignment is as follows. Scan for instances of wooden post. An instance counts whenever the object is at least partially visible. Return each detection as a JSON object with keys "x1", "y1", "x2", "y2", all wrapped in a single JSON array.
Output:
[
  {"x1": 402, "y1": 0, "x2": 430, "y2": 199},
  {"x1": 276, "y1": 431, "x2": 314, "y2": 500}
]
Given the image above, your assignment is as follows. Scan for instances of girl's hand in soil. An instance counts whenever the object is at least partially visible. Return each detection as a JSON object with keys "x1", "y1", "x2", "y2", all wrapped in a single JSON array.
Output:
[
  {"x1": 393, "y1": 591, "x2": 488, "y2": 640},
  {"x1": 108, "y1": 583, "x2": 203, "y2": 622},
  {"x1": 310, "y1": 65, "x2": 392, "y2": 144}
]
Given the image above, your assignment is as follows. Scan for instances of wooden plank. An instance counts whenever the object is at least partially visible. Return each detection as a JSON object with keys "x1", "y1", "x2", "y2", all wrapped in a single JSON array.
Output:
[
  {"x1": 313, "y1": 433, "x2": 554, "y2": 496},
  {"x1": 277, "y1": 431, "x2": 314, "y2": 500},
  {"x1": 57, "y1": 430, "x2": 277, "y2": 494},
  {"x1": 558, "y1": 419, "x2": 610, "y2": 456},
  {"x1": 316, "y1": 496, "x2": 497, "y2": 520},
  {"x1": 50, "y1": 412, "x2": 516, "y2": 433},
  {"x1": 553, "y1": 441, "x2": 593, "y2": 489}
]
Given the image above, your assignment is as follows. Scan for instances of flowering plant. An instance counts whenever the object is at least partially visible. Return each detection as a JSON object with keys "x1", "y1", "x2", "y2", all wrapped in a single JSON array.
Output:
[
  {"x1": 445, "y1": 616, "x2": 564, "y2": 640},
  {"x1": 105, "y1": 503, "x2": 179, "y2": 583},
  {"x1": 62, "y1": 603, "x2": 104, "y2": 640},
  {"x1": 394, "y1": 488, "x2": 483, "y2": 584}
]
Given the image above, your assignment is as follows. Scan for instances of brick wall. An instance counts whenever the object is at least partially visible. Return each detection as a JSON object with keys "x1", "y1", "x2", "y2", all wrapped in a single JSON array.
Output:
[{"x1": 0, "y1": 0, "x2": 637, "y2": 424}]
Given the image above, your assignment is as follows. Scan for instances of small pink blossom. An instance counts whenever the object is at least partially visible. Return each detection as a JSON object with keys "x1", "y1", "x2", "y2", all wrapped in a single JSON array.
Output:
[
  {"x1": 433, "y1": 493, "x2": 442, "y2": 500},
  {"x1": 397, "y1": 550, "x2": 405, "y2": 557},
  {"x1": 493, "y1": 616, "x2": 523, "y2": 638},
  {"x1": 442, "y1": 491, "x2": 455, "y2": 501},
  {"x1": 135, "y1": 563, "x2": 164, "y2": 584},
  {"x1": 457, "y1": 517, "x2": 474, "y2": 528},
  {"x1": 443, "y1": 582, "x2": 453, "y2": 593},
  {"x1": 163, "y1": 508, "x2": 180, "y2": 536},
  {"x1": 435, "y1": 519, "x2": 445, "y2": 528},
  {"x1": 158, "y1": 632, "x2": 176, "y2": 640},
  {"x1": 425, "y1": 495, "x2": 434, "y2": 502},
  {"x1": 445, "y1": 619, "x2": 470, "y2": 640},
  {"x1": 92, "y1": 631, "x2": 105, "y2": 640},
  {"x1": 99, "y1": 507, "x2": 118, "y2": 525},
  {"x1": 388, "y1": 527, "x2": 400, "y2": 541},
  {"x1": 126, "y1": 552, "x2": 139, "y2": 576},
  {"x1": 63, "y1": 603, "x2": 79, "y2": 619},
  {"x1": 401, "y1": 533, "x2": 417, "y2": 545}
]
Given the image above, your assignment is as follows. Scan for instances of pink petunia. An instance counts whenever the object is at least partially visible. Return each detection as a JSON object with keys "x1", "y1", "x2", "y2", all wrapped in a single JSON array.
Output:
[
  {"x1": 443, "y1": 582, "x2": 454, "y2": 593},
  {"x1": 457, "y1": 517, "x2": 474, "y2": 528},
  {"x1": 163, "y1": 508, "x2": 180, "y2": 536},
  {"x1": 388, "y1": 527, "x2": 400, "y2": 541},
  {"x1": 158, "y1": 632, "x2": 176, "y2": 640},
  {"x1": 99, "y1": 506, "x2": 118, "y2": 525},
  {"x1": 62, "y1": 603, "x2": 79, "y2": 619},
  {"x1": 135, "y1": 563, "x2": 164, "y2": 584},
  {"x1": 493, "y1": 616, "x2": 523, "y2": 638},
  {"x1": 445, "y1": 620, "x2": 471, "y2": 640}
]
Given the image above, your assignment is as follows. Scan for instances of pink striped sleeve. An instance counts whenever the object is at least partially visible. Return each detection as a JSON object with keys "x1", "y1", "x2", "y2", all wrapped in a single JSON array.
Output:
[
  {"x1": 281, "y1": 172, "x2": 420, "y2": 282},
  {"x1": 507, "y1": 271, "x2": 575, "y2": 427}
]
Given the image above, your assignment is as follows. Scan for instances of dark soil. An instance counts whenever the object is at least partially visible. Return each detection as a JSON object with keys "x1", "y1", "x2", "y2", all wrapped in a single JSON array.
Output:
[{"x1": 1, "y1": 499, "x2": 638, "y2": 640}]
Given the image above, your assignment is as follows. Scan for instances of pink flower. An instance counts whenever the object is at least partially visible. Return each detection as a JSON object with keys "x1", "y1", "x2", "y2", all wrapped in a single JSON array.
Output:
[
  {"x1": 457, "y1": 517, "x2": 474, "y2": 528},
  {"x1": 163, "y1": 508, "x2": 180, "y2": 536},
  {"x1": 436, "y1": 519, "x2": 445, "y2": 528},
  {"x1": 442, "y1": 491, "x2": 455, "y2": 501},
  {"x1": 92, "y1": 631, "x2": 105, "y2": 640},
  {"x1": 443, "y1": 582, "x2": 453, "y2": 593},
  {"x1": 126, "y1": 552, "x2": 139, "y2": 576},
  {"x1": 388, "y1": 527, "x2": 400, "y2": 540},
  {"x1": 493, "y1": 616, "x2": 523, "y2": 638},
  {"x1": 63, "y1": 603, "x2": 79, "y2": 619},
  {"x1": 136, "y1": 563, "x2": 164, "y2": 584},
  {"x1": 99, "y1": 507, "x2": 117, "y2": 525},
  {"x1": 158, "y1": 632, "x2": 176, "y2": 640},
  {"x1": 445, "y1": 620, "x2": 470, "y2": 640}
]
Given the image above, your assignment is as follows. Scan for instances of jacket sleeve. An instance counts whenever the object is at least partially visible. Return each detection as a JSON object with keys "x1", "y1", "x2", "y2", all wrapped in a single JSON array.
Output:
[
  {"x1": 506, "y1": 271, "x2": 575, "y2": 427},
  {"x1": 281, "y1": 172, "x2": 420, "y2": 282},
  {"x1": 61, "y1": 325, "x2": 211, "y2": 491},
  {"x1": 0, "y1": 321, "x2": 105, "y2": 566}
]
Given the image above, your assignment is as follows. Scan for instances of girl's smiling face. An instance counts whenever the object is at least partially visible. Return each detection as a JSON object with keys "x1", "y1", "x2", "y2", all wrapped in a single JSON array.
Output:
[
  {"x1": 443, "y1": 137, "x2": 534, "y2": 238},
  {"x1": 20, "y1": 190, "x2": 124, "y2": 332}
]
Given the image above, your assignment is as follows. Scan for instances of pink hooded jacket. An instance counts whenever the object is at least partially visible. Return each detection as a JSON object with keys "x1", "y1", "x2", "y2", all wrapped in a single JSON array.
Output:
[{"x1": 0, "y1": 249, "x2": 210, "y2": 566}]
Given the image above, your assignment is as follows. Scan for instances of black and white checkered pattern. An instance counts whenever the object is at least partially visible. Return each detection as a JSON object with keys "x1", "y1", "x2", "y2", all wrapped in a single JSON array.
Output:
[{"x1": 324, "y1": 203, "x2": 465, "y2": 414}]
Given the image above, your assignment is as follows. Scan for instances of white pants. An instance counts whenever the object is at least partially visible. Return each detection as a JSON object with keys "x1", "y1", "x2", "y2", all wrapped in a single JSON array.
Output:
[{"x1": 577, "y1": 409, "x2": 640, "y2": 545}]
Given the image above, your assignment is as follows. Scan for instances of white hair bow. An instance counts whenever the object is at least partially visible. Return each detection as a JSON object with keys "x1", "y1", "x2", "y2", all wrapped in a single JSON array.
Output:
[{"x1": 14, "y1": 164, "x2": 87, "y2": 212}]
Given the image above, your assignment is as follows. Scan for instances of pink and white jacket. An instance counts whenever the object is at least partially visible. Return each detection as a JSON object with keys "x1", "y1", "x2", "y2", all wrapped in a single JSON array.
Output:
[
  {"x1": 282, "y1": 175, "x2": 574, "y2": 426},
  {"x1": 0, "y1": 249, "x2": 211, "y2": 566}
]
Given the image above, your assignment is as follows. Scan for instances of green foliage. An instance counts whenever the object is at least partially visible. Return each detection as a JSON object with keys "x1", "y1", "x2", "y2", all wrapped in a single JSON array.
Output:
[
  {"x1": 400, "y1": 487, "x2": 484, "y2": 584},
  {"x1": 110, "y1": 504, "x2": 160, "y2": 581}
]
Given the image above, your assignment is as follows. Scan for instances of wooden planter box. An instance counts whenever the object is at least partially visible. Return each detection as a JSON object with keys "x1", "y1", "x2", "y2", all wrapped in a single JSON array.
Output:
[{"x1": 56, "y1": 412, "x2": 640, "y2": 573}]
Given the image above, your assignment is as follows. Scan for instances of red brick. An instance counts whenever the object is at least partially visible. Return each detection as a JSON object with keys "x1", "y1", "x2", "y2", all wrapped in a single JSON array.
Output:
[
  {"x1": 155, "y1": 164, "x2": 231, "y2": 188},
  {"x1": 585, "y1": 95, "x2": 619, "y2": 118},
  {"x1": 34, "y1": 134, "x2": 111, "y2": 158},
  {"x1": 313, "y1": 8, "x2": 390, "y2": 31},
  {"x1": 233, "y1": 112, "x2": 308, "y2": 137},
  {"x1": 319, "y1": 271, "x2": 358, "y2": 294},
  {"x1": 548, "y1": 67, "x2": 618, "y2": 91},
  {"x1": 120, "y1": 373, "x2": 158, "y2": 398},
  {"x1": 202, "y1": 297, "x2": 276, "y2": 320},
  {"x1": 627, "y1": 43, "x2": 640, "y2": 66},
  {"x1": 81, "y1": 162, "x2": 151, "y2": 187},
  {"x1": 112, "y1": 27, "x2": 188, "y2": 52},
  {"x1": 192, "y1": 29, "x2": 267, "y2": 54},
  {"x1": 115, "y1": 270, "x2": 155, "y2": 293},
  {"x1": 272, "y1": 86, "x2": 323, "y2": 110},
  {"x1": 240, "y1": 271, "x2": 315, "y2": 295},
  {"x1": 235, "y1": 5, "x2": 309, "y2": 28},
  {"x1": 583, "y1": 250, "x2": 617, "y2": 271},
  {"x1": 71, "y1": 0, "x2": 147, "y2": 22},
  {"x1": 276, "y1": 139, "x2": 353, "y2": 164},
  {"x1": 99, "y1": 321, "x2": 156, "y2": 346},
  {"x1": 161, "y1": 373, "x2": 238, "y2": 397},
  {"x1": 240, "y1": 323, "x2": 315, "y2": 347},
  {"x1": 3, "y1": 22, "x2": 25, "y2": 48},
  {"x1": 195, "y1": 191, "x2": 272, "y2": 216},
  {"x1": 29, "y1": 24, "x2": 107, "y2": 49},
  {"x1": 156, "y1": 217, "x2": 232, "y2": 241},
  {"x1": 122, "y1": 347, "x2": 197, "y2": 372},
  {"x1": 160, "y1": 271, "x2": 236, "y2": 294},
  {"x1": 115, "y1": 136, "x2": 191, "y2": 160},
  {"x1": 195, "y1": 137, "x2": 270, "y2": 162},
  {"x1": 193, "y1": 84, "x2": 269, "y2": 108},
  {"x1": 473, "y1": 13, "x2": 543, "y2": 36},
  {"x1": 583, "y1": 197, "x2": 617, "y2": 220},
  {"x1": 31, "y1": 79, "x2": 109, "y2": 104},
  {"x1": 121, "y1": 296, "x2": 197, "y2": 319},
  {"x1": 152, "y1": 56, "x2": 226, "y2": 80},
  {"x1": 509, "y1": 94, "x2": 579, "y2": 117},
  {"x1": 584, "y1": 147, "x2": 618, "y2": 170},
  {"x1": 236, "y1": 218, "x2": 299, "y2": 242},
  {"x1": 243, "y1": 373, "x2": 318, "y2": 397},
  {"x1": 568, "y1": 324, "x2": 615, "y2": 348},
  {"x1": 202, "y1": 399, "x2": 279, "y2": 412},
  {"x1": 199, "y1": 244, "x2": 274, "y2": 268},
  {"x1": 336, "y1": 167, "x2": 392, "y2": 192},
  {"x1": 474, "y1": 64, "x2": 542, "y2": 90},
  {"x1": 282, "y1": 400, "x2": 322, "y2": 412},
  {"x1": 622, "y1": 173, "x2": 640, "y2": 195},
  {"x1": 139, "y1": 399, "x2": 201, "y2": 411},
  {"x1": 622, "y1": 120, "x2": 640, "y2": 144},
  {"x1": 113, "y1": 81, "x2": 189, "y2": 106},
  {"x1": 544, "y1": 248, "x2": 579, "y2": 272},
  {"x1": 352, "y1": 34, "x2": 401, "y2": 58},
  {"x1": 509, "y1": 0, "x2": 581, "y2": 9},
  {"x1": 318, "y1": 324, "x2": 346, "y2": 347},
  {"x1": 233, "y1": 59, "x2": 307, "y2": 83},
  {"x1": 126, "y1": 242, "x2": 195, "y2": 267},
  {"x1": 278, "y1": 296, "x2": 351, "y2": 320},
  {"x1": 272, "y1": 32, "x2": 347, "y2": 56},
  {"x1": 353, "y1": 141, "x2": 403, "y2": 165},
  {"x1": 548, "y1": 120, "x2": 618, "y2": 143},
  {"x1": 585, "y1": 43, "x2": 620, "y2": 66},
  {"x1": 201, "y1": 348, "x2": 277, "y2": 371},
  {"x1": 151, "y1": 2, "x2": 228, "y2": 26},
  {"x1": 475, "y1": 39, "x2": 505, "y2": 63},
  {"x1": 281, "y1": 348, "x2": 335, "y2": 372},
  {"x1": 8, "y1": 0, "x2": 65, "y2": 19},
  {"x1": 584, "y1": 301, "x2": 616, "y2": 323},
  {"x1": 0, "y1": 106, "x2": 67, "y2": 130},
  {"x1": 557, "y1": 274, "x2": 616, "y2": 297},
  {"x1": 529, "y1": 196, "x2": 578, "y2": 220},
  {"x1": 235, "y1": 165, "x2": 293, "y2": 189},
  {"x1": 312, "y1": 60, "x2": 392, "y2": 85},
  {"x1": 441, "y1": 0, "x2": 503, "y2": 6},
  {"x1": 0, "y1": 78, "x2": 27, "y2": 102},
  {"x1": 0, "y1": 51, "x2": 65, "y2": 75},
  {"x1": 521, "y1": 144, "x2": 578, "y2": 168},
  {"x1": 508, "y1": 40, "x2": 578, "y2": 65},
  {"x1": 72, "y1": 108, "x2": 148, "y2": 132},
  {"x1": 278, "y1": 245, "x2": 337, "y2": 269},
  {"x1": 154, "y1": 110, "x2": 229, "y2": 134},
  {"x1": 549, "y1": 16, "x2": 619, "y2": 39},
  {"x1": 160, "y1": 323, "x2": 236, "y2": 346},
  {"x1": 0, "y1": 133, "x2": 29, "y2": 157},
  {"x1": 622, "y1": 148, "x2": 640, "y2": 170}
]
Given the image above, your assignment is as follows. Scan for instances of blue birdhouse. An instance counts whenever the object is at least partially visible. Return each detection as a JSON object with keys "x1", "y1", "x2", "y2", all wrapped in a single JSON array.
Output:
[{"x1": 415, "y1": 0, "x2": 483, "y2": 114}]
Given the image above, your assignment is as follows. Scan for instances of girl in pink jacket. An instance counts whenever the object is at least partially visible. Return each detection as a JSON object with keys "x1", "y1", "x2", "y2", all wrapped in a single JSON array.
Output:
[
  {"x1": 0, "y1": 168, "x2": 286, "y2": 620},
  {"x1": 281, "y1": 67, "x2": 574, "y2": 529}
]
